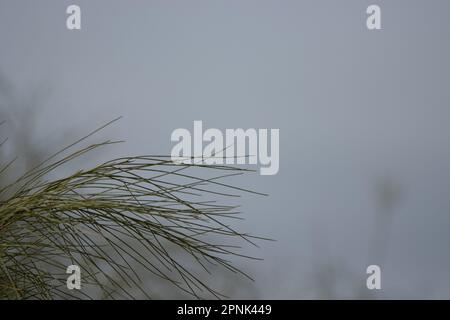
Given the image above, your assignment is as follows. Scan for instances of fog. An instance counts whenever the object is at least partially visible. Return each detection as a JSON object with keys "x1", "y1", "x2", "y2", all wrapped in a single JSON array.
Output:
[{"x1": 1, "y1": 0, "x2": 450, "y2": 298}]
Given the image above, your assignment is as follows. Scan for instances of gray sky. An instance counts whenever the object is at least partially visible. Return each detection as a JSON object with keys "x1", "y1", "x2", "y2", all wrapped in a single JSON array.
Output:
[{"x1": 1, "y1": 0, "x2": 450, "y2": 298}]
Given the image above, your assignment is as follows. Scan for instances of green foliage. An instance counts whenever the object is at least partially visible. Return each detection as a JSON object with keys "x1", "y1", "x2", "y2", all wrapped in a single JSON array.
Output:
[{"x1": 0, "y1": 120, "x2": 264, "y2": 299}]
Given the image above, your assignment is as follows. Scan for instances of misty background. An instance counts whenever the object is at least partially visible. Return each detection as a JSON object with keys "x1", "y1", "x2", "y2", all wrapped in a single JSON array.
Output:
[{"x1": 1, "y1": 0, "x2": 450, "y2": 298}]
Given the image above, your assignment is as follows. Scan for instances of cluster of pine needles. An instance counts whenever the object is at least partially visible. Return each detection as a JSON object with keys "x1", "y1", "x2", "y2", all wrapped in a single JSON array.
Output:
[{"x1": 0, "y1": 119, "x2": 265, "y2": 299}]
